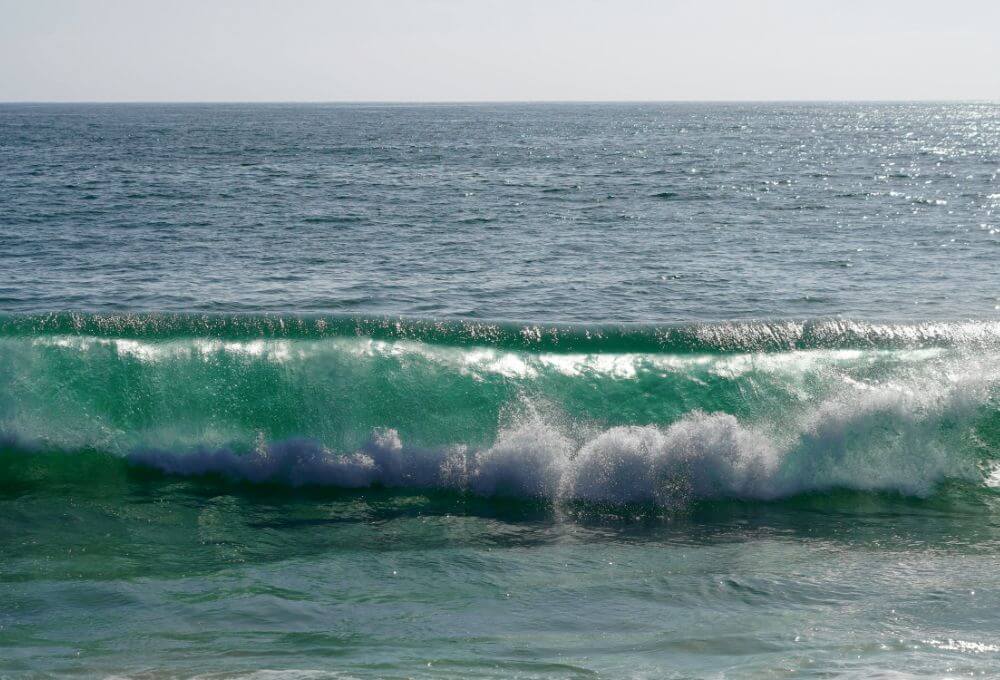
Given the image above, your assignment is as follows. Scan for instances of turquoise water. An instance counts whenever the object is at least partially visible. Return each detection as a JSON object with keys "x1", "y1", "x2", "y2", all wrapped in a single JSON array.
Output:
[{"x1": 1, "y1": 103, "x2": 1000, "y2": 678}]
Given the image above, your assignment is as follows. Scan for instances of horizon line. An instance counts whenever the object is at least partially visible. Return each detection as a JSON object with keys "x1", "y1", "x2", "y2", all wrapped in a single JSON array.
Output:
[{"x1": 1, "y1": 98, "x2": 996, "y2": 106}]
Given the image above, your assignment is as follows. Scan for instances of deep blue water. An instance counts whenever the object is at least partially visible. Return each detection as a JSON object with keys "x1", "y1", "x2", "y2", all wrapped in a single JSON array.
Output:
[{"x1": 2, "y1": 102, "x2": 997, "y2": 319}]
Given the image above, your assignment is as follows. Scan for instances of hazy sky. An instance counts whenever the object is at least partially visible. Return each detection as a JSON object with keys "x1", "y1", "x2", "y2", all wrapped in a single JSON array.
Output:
[{"x1": 2, "y1": 0, "x2": 998, "y2": 102}]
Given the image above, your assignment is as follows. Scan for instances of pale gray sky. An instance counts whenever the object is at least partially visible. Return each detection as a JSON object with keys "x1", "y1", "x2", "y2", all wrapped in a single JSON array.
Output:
[{"x1": 1, "y1": 0, "x2": 998, "y2": 102}]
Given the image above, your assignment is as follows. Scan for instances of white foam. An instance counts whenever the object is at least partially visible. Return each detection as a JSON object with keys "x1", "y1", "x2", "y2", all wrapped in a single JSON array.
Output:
[
  {"x1": 128, "y1": 367, "x2": 992, "y2": 506},
  {"x1": 30, "y1": 335, "x2": 300, "y2": 363},
  {"x1": 923, "y1": 638, "x2": 1000, "y2": 654},
  {"x1": 563, "y1": 414, "x2": 779, "y2": 504}
]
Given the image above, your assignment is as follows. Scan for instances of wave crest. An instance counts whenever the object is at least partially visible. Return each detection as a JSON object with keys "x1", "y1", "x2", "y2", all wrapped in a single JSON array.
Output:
[{"x1": 6, "y1": 313, "x2": 1000, "y2": 353}]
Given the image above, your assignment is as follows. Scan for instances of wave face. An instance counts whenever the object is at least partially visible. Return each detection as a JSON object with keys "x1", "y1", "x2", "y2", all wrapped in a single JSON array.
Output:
[{"x1": 2, "y1": 314, "x2": 999, "y2": 506}]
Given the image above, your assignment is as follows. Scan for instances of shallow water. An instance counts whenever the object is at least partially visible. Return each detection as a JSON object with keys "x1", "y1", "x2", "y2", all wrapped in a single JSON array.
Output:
[{"x1": 1, "y1": 102, "x2": 999, "y2": 678}]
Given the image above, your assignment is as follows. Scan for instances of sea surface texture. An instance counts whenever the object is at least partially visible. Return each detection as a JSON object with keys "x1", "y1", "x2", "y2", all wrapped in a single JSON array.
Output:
[{"x1": 1, "y1": 103, "x2": 999, "y2": 678}]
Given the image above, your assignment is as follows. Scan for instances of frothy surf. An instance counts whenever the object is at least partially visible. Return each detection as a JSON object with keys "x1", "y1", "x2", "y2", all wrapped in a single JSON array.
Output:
[{"x1": 125, "y1": 373, "x2": 992, "y2": 505}]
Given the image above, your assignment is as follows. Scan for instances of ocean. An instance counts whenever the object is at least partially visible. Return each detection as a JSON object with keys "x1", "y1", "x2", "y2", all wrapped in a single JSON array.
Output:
[{"x1": 1, "y1": 102, "x2": 999, "y2": 678}]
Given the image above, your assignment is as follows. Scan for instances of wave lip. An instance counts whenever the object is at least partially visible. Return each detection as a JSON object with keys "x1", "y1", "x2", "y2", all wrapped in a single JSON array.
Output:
[{"x1": 4, "y1": 313, "x2": 1000, "y2": 353}]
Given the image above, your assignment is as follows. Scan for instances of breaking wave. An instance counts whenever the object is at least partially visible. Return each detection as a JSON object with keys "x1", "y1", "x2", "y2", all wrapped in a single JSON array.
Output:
[
  {"x1": 126, "y1": 374, "x2": 992, "y2": 504},
  {"x1": 1, "y1": 313, "x2": 998, "y2": 506}
]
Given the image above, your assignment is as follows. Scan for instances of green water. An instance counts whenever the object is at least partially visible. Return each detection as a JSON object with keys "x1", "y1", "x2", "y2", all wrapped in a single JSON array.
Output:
[
  {"x1": 1, "y1": 315, "x2": 1000, "y2": 677},
  {"x1": 5, "y1": 472, "x2": 1000, "y2": 678}
]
